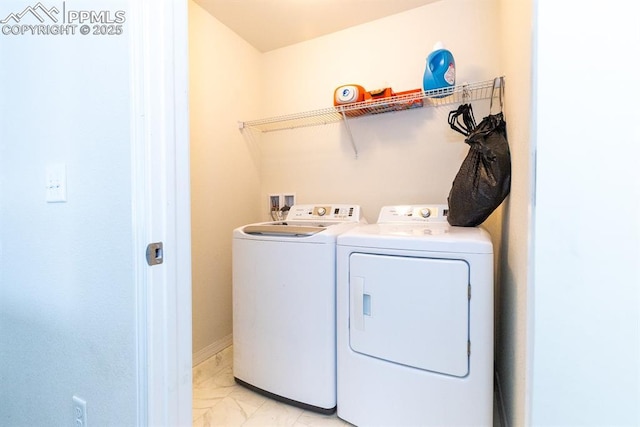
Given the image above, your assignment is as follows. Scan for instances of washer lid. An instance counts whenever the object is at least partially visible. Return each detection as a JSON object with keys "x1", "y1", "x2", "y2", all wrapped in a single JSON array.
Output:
[
  {"x1": 235, "y1": 204, "x2": 365, "y2": 240},
  {"x1": 242, "y1": 223, "x2": 326, "y2": 237}
]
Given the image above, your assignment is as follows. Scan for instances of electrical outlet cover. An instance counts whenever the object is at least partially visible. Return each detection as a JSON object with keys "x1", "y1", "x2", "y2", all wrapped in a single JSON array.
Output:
[
  {"x1": 73, "y1": 395, "x2": 87, "y2": 426},
  {"x1": 46, "y1": 163, "x2": 67, "y2": 203}
]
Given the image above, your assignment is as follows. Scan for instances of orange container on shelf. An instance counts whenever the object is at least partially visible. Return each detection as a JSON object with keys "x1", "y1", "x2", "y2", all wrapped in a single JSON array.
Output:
[
  {"x1": 334, "y1": 84, "x2": 366, "y2": 106},
  {"x1": 334, "y1": 85, "x2": 423, "y2": 116},
  {"x1": 365, "y1": 87, "x2": 394, "y2": 101},
  {"x1": 334, "y1": 84, "x2": 368, "y2": 117},
  {"x1": 363, "y1": 87, "x2": 396, "y2": 114},
  {"x1": 394, "y1": 89, "x2": 424, "y2": 110}
]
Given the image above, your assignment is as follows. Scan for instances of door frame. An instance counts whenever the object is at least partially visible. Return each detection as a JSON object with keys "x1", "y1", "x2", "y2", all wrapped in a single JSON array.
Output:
[{"x1": 130, "y1": 0, "x2": 192, "y2": 425}]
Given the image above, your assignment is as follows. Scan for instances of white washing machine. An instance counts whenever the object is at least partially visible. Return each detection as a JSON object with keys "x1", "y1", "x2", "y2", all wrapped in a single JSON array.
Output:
[
  {"x1": 232, "y1": 204, "x2": 364, "y2": 414},
  {"x1": 336, "y1": 205, "x2": 494, "y2": 426}
]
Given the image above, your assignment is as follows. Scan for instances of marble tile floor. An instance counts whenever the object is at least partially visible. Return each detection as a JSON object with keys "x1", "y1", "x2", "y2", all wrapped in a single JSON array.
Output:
[
  {"x1": 193, "y1": 346, "x2": 502, "y2": 427},
  {"x1": 192, "y1": 346, "x2": 350, "y2": 427}
]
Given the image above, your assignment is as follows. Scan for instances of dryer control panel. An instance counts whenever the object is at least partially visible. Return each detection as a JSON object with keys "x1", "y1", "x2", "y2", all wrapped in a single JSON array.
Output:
[{"x1": 377, "y1": 205, "x2": 449, "y2": 223}]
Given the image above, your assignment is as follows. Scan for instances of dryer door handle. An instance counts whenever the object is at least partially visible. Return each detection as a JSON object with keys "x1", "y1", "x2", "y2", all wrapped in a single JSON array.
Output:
[{"x1": 351, "y1": 276, "x2": 366, "y2": 331}]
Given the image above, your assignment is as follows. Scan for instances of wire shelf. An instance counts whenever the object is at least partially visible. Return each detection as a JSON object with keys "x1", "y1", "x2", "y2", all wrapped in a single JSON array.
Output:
[{"x1": 240, "y1": 78, "x2": 500, "y2": 133}]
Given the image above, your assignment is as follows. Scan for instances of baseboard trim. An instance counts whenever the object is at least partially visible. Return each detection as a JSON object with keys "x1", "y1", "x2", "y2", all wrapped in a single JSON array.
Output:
[{"x1": 193, "y1": 334, "x2": 232, "y2": 367}]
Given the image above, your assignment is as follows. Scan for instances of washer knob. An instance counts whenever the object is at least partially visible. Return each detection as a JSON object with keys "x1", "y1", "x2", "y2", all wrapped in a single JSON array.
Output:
[
  {"x1": 420, "y1": 208, "x2": 431, "y2": 218},
  {"x1": 317, "y1": 207, "x2": 327, "y2": 216}
]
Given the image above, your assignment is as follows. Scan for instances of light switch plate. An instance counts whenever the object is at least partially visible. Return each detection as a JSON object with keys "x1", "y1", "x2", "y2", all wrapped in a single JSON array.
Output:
[{"x1": 45, "y1": 163, "x2": 67, "y2": 203}]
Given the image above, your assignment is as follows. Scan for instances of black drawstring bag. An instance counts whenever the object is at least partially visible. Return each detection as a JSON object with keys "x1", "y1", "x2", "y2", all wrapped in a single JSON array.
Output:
[{"x1": 446, "y1": 78, "x2": 511, "y2": 227}]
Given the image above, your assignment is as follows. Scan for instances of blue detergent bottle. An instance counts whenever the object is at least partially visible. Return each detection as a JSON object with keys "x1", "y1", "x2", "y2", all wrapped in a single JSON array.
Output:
[{"x1": 423, "y1": 42, "x2": 456, "y2": 95}]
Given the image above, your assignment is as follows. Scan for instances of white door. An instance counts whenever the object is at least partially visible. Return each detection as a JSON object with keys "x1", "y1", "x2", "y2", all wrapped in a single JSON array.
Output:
[
  {"x1": 130, "y1": 0, "x2": 192, "y2": 425},
  {"x1": 349, "y1": 253, "x2": 470, "y2": 377}
]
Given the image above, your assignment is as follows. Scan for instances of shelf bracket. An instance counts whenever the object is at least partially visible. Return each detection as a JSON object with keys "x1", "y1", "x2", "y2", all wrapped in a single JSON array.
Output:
[{"x1": 339, "y1": 109, "x2": 359, "y2": 159}]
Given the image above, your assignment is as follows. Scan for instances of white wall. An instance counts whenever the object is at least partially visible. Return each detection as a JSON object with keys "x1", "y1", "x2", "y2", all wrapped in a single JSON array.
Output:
[
  {"x1": 531, "y1": 1, "x2": 640, "y2": 425},
  {"x1": 189, "y1": 1, "x2": 263, "y2": 362},
  {"x1": 0, "y1": 1, "x2": 137, "y2": 425},
  {"x1": 257, "y1": 0, "x2": 502, "y2": 224},
  {"x1": 496, "y1": 0, "x2": 533, "y2": 425}
]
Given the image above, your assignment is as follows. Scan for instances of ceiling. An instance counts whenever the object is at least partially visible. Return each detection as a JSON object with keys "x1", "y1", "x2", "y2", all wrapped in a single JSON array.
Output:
[{"x1": 193, "y1": 0, "x2": 440, "y2": 52}]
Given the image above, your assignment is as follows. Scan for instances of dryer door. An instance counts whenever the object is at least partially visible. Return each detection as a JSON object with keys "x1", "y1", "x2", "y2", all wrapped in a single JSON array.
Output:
[{"x1": 349, "y1": 253, "x2": 469, "y2": 377}]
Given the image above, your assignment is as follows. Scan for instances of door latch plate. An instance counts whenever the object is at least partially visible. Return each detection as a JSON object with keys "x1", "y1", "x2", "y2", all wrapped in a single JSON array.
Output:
[{"x1": 146, "y1": 242, "x2": 163, "y2": 266}]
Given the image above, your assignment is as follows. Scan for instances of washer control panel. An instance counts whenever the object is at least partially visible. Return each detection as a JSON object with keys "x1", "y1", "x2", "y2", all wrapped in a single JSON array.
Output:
[
  {"x1": 377, "y1": 205, "x2": 449, "y2": 223},
  {"x1": 285, "y1": 204, "x2": 362, "y2": 222}
]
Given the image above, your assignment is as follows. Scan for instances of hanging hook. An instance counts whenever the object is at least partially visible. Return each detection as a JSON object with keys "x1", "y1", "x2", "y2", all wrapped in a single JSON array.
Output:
[
  {"x1": 462, "y1": 83, "x2": 471, "y2": 103},
  {"x1": 490, "y1": 76, "x2": 505, "y2": 114}
]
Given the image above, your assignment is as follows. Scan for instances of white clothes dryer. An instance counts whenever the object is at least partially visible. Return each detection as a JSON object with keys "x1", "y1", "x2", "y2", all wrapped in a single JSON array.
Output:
[
  {"x1": 232, "y1": 204, "x2": 364, "y2": 414},
  {"x1": 336, "y1": 205, "x2": 493, "y2": 426}
]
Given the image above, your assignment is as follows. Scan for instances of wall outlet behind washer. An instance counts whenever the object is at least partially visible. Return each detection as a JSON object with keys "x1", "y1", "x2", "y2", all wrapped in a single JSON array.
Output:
[
  {"x1": 283, "y1": 193, "x2": 295, "y2": 208},
  {"x1": 268, "y1": 193, "x2": 296, "y2": 217},
  {"x1": 269, "y1": 194, "x2": 282, "y2": 213}
]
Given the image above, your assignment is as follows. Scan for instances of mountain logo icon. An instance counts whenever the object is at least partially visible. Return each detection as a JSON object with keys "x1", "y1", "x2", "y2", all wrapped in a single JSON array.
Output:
[{"x1": 1, "y1": 3, "x2": 60, "y2": 24}]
